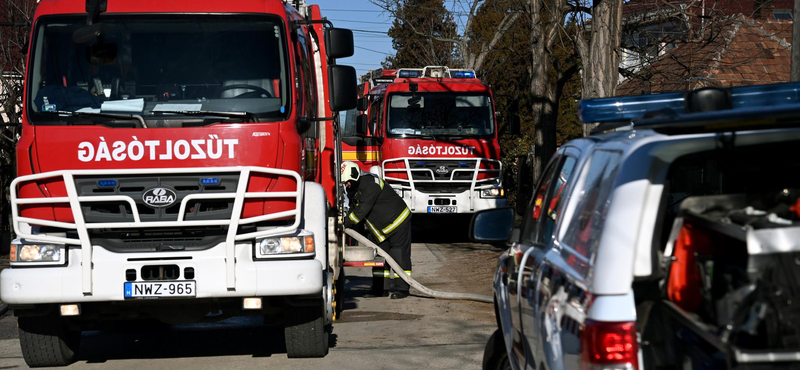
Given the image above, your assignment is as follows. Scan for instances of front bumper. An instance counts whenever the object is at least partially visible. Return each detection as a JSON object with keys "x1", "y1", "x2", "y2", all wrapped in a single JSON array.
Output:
[
  {"x1": 0, "y1": 243, "x2": 322, "y2": 305},
  {"x1": 401, "y1": 189, "x2": 507, "y2": 214}
]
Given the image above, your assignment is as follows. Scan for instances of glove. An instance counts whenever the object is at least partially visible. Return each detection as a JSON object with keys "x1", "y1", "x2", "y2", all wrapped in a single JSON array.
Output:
[{"x1": 343, "y1": 213, "x2": 357, "y2": 229}]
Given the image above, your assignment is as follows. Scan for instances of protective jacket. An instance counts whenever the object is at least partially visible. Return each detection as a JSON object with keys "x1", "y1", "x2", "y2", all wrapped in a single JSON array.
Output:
[{"x1": 344, "y1": 175, "x2": 410, "y2": 242}]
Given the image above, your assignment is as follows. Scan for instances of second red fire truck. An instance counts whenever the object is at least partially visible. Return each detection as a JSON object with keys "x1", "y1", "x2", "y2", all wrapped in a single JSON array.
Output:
[{"x1": 343, "y1": 66, "x2": 506, "y2": 216}]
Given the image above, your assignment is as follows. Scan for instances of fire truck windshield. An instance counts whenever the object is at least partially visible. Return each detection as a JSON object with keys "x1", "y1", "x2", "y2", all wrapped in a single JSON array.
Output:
[
  {"x1": 387, "y1": 92, "x2": 494, "y2": 138},
  {"x1": 27, "y1": 15, "x2": 289, "y2": 125}
]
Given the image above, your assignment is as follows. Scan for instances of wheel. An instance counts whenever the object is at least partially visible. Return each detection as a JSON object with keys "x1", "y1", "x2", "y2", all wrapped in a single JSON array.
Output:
[
  {"x1": 482, "y1": 329, "x2": 511, "y2": 370},
  {"x1": 284, "y1": 302, "x2": 329, "y2": 358},
  {"x1": 18, "y1": 313, "x2": 81, "y2": 367},
  {"x1": 334, "y1": 267, "x2": 345, "y2": 320}
]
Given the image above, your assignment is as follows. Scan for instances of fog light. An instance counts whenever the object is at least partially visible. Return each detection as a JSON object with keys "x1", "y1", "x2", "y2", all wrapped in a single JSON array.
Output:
[
  {"x1": 60, "y1": 304, "x2": 81, "y2": 316},
  {"x1": 243, "y1": 298, "x2": 262, "y2": 310}
]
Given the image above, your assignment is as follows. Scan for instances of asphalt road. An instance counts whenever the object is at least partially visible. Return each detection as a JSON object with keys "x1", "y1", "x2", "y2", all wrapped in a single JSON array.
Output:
[{"x1": 0, "y1": 240, "x2": 502, "y2": 369}]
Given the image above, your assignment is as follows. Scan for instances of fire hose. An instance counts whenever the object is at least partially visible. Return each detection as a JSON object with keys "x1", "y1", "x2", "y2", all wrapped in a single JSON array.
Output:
[{"x1": 344, "y1": 228, "x2": 493, "y2": 304}]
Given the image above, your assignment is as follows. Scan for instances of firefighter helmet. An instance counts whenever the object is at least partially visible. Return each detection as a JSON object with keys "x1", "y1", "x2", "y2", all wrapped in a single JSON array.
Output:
[{"x1": 340, "y1": 161, "x2": 361, "y2": 183}]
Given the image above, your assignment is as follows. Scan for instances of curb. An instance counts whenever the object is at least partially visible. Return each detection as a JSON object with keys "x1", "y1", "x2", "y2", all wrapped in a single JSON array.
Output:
[{"x1": 0, "y1": 304, "x2": 8, "y2": 318}]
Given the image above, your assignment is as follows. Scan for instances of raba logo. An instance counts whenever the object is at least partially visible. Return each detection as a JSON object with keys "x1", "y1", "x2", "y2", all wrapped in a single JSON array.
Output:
[{"x1": 142, "y1": 187, "x2": 177, "y2": 208}]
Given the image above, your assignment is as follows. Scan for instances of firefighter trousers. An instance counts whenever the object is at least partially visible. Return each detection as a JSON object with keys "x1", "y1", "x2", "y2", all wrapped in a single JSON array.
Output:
[{"x1": 370, "y1": 219, "x2": 412, "y2": 294}]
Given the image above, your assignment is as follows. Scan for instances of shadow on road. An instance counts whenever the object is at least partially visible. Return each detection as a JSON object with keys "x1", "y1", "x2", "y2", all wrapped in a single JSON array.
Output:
[
  {"x1": 77, "y1": 317, "x2": 300, "y2": 362},
  {"x1": 411, "y1": 214, "x2": 473, "y2": 243}
]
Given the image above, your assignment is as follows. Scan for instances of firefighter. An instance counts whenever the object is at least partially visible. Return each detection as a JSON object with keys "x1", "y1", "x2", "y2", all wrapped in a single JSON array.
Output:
[{"x1": 341, "y1": 161, "x2": 412, "y2": 299}]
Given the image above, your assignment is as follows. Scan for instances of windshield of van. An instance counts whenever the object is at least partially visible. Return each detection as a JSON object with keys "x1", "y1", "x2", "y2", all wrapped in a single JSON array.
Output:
[
  {"x1": 27, "y1": 15, "x2": 289, "y2": 124},
  {"x1": 386, "y1": 92, "x2": 494, "y2": 138}
]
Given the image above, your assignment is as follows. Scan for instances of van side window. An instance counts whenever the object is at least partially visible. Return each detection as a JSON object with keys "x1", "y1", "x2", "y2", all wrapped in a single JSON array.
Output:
[
  {"x1": 520, "y1": 157, "x2": 560, "y2": 244},
  {"x1": 561, "y1": 150, "x2": 622, "y2": 259},
  {"x1": 537, "y1": 156, "x2": 578, "y2": 244}
]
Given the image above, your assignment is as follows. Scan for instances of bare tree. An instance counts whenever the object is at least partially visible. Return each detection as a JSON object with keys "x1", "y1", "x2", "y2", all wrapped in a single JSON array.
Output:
[
  {"x1": 617, "y1": 0, "x2": 793, "y2": 95},
  {"x1": 793, "y1": 0, "x2": 800, "y2": 81},
  {"x1": 0, "y1": 0, "x2": 35, "y2": 253},
  {"x1": 372, "y1": 0, "x2": 520, "y2": 71},
  {"x1": 576, "y1": 0, "x2": 623, "y2": 136}
]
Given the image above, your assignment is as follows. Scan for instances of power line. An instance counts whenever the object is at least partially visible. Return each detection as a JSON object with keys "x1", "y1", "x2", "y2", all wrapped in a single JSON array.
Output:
[
  {"x1": 351, "y1": 28, "x2": 389, "y2": 34},
  {"x1": 355, "y1": 45, "x2": 394, "y2": 56},
  {"x1": 329, "y1": 18, "x2": 390, "y2": 25}
]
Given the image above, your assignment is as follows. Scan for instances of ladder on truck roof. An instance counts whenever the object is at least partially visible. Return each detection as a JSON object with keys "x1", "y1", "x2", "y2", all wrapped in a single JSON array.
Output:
[{"x1": 396, "y1": 66, "x2": 477, "y2": 79}]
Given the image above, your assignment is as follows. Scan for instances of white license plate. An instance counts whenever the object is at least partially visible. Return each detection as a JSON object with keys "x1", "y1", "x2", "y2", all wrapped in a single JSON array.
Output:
[
  {"x1": 124, "y1": 281, "x2": 196, "y2": 299},
  {"x1": 427, "y1": 206, "x2": 457, "y2": 213}
]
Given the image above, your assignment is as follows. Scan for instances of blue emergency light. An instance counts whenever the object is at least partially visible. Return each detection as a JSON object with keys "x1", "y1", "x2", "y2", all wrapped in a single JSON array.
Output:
[
  {"x1": 97, "y1": 179, "x2": 117, "y2": 187},
  {"x1": 399, "y1": 70, "x2": 421, "y2": 78},
  {"x1": 579, "y1": 82, "x2": 800, "y2": 124},
  {"x1": 451, "y1": 71, "x2": 475, "y2": 78},
  {"x1": 200, "y1": 177, "x2": 220, "y2": 185}
]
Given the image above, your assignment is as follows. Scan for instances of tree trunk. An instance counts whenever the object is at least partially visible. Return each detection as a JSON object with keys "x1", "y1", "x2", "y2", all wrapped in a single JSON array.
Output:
[
  {"x1": 793, "y1": 0, "x2": 800, "y2": 81},
  {"x1": 581, "y1": 0, "x2": 623, "y2": 136},
  {"x1": 530, "y1": 2, "x2": 557, "y2": 183}
]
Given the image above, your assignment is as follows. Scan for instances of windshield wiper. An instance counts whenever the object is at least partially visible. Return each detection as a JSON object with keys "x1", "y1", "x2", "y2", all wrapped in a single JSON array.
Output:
[
  {"x1": 154, "y1": 110, "x2": 258, "y2": 123},
  {"x1": 40, "y1": 110, "x2": 147, "y2": 128},
  {"x1": 401, "y1": 132, "x2": 439, "y2": 141}
]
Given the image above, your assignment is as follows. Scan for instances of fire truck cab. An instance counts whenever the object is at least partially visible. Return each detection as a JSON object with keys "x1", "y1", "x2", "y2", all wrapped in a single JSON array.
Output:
[
  {"x1": 342, "y1": 66, "x2": 506, "y2": 216},
  {"x1": 1, "y1": 0, "x2": 357, "y2": 366}
]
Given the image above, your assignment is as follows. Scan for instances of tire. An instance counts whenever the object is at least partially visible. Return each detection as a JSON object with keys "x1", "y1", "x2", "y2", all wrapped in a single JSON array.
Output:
[
  {"x1": 18, "y1": 314, "x2": 81, "y2": 367},
  {"x1": 483, "y1": 329, "x2": 511, "y2": 370},
  {"x1": 284, "y1": 302, "x2": 329, "y2": 358}
]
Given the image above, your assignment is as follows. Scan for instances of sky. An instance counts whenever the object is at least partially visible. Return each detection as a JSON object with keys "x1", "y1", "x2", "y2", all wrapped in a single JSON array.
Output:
[{"x1": 313, "y1": 0, "x2": 397, "y2": 76}]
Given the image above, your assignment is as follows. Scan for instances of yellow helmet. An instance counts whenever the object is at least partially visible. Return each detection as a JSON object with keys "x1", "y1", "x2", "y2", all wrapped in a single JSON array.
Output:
[{"x1": 340, "y1": 161, "x2": 361, "y2": 183}]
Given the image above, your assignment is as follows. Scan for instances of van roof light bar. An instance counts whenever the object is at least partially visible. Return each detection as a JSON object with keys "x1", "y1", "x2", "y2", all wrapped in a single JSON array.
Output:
[{"x1": 579, "y1": 82, "x2": 800, "y2": 124}]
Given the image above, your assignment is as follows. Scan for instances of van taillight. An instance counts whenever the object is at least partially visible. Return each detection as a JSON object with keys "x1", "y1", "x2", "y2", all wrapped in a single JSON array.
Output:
[{"x1": 581, "y1": 320, "x2": 638, "y2": 370}]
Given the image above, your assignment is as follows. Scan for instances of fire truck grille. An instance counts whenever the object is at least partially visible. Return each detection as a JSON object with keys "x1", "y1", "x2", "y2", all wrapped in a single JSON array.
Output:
[
  {"x1": 409, "y1": 160, "x2": 476, "y2": 181},
  {"x1": 88, "y1": 227, "x2": 230, "y2": 253},
  {"x1": 74, "y1": 174, "x2": 240, "y2": 223}
]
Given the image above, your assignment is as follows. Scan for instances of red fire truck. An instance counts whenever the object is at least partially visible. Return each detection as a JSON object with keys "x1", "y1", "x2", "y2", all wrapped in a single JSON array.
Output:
[
  {"x1": 343, "y1": 66, "x2": 506, "y2": 216},
  {"x1": 1, "y1": 0, "x2": 356, "y2": 366}
]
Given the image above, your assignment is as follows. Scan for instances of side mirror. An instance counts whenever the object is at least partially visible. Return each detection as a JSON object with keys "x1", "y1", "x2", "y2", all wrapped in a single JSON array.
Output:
[
  {"x1": 470, "y1": 207, "x2": 515, "y2": 242},
  {"x1": 329, "y1": 65, "x2": 357, "y2": 112},
  {"x1": 325, "y1": 28, "x2": 354, "y2": 59},
  {"x1": 356, "y1": 114, "x2": 368, "y2": 136},
  {"x1": 509, "y1": 114, "x2": 521, "y2": 135},
  {"x1": 357, "y1": 97, "x2": 369, "y2": 112}
]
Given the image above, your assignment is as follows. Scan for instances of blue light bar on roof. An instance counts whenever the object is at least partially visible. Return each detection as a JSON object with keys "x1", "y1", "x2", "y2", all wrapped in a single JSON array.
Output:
[
  {"x1": 579, "y1": 82, "x2": 800, "y2": 124},
  {"x1": 398, "y1": 70, "x2": 421, "y2": 78},
  {"x1": 451, "y1": 71, "x2": 475, "y2": 78}
]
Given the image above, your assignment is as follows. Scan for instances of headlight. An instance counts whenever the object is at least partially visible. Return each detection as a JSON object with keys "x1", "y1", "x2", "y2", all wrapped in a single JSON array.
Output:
[
  {"x1": 10, "y1": 241, "x2": 66, "y2": 265},
  {"x1": 256, "y1": 235, "x2": 314, "y2": 257},
  {"x1": 480, "y1": 188, "x2": 504, "y2": 198}
]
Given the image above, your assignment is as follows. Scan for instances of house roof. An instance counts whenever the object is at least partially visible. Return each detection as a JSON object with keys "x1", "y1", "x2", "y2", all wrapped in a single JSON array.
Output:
[{"x1": 617, "y1": 16, "x2": 793, "y2": 95}]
